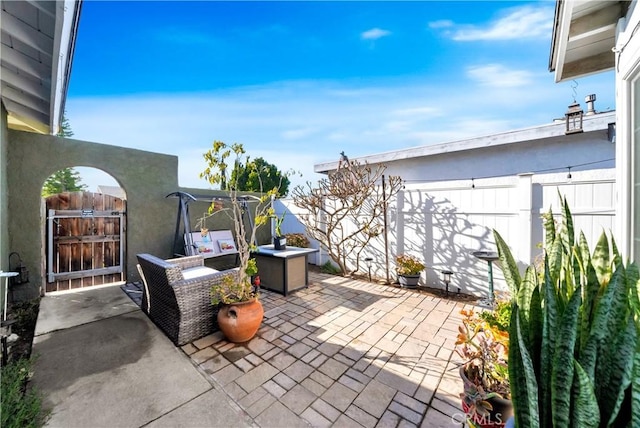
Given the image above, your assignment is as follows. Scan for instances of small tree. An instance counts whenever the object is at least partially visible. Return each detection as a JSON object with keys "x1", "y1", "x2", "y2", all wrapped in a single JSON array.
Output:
[
  {"x1": 230, "y1": 157, "x2": 291, "y2": 197},
  {"x1": 291, "y1": 155, "x2": 402, "y2": 275},
  {"x1": 42, "y1": 113, "x2": 87, "y2": 197}
]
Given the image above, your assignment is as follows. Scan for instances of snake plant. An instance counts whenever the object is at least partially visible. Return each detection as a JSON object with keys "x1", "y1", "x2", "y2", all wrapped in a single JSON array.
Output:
[{"x1": 494, "y1": 195, "x2": 640, "y2": 428}]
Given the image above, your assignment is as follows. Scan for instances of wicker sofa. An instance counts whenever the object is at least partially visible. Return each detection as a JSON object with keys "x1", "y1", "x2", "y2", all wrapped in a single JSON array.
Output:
[{"x1": 136, "y1": 253, "x2": 239, "y2": 346}]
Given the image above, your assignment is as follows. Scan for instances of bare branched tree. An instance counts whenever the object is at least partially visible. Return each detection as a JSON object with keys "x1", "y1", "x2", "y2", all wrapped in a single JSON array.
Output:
[{"x1": 291, "y1": 156, "x2": 402, "y2": 275}]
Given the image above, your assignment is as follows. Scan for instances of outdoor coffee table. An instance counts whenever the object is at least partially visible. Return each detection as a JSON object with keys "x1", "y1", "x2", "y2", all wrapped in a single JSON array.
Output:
[{"x1": 253, "y1": 245, "x2": 318, "y2": 296}]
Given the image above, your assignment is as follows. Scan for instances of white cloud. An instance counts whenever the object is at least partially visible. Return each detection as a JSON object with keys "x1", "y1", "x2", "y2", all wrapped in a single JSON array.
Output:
[
  {"x1": 467, "y1": 64, "x2": 535, "y2": 87},
  {"x1": 66, "y1": 71, "x2": 615, "y2": 191},
  {"x1": 361, "y1": 28, "x2": 391, "y2": 41},
  {"x1": 438, "y1": 5, "x2": 554, "y2": 41},
  {"x1": 428, "y1": 20, "x2": 453, "y2": 29}
]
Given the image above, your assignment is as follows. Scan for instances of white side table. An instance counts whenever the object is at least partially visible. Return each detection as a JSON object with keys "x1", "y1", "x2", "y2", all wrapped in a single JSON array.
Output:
[{"x1": 0, "y1": 272, "x2": 19, "y2": 322}]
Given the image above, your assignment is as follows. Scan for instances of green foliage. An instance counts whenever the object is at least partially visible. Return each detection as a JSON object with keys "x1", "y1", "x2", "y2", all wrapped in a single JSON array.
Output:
[
  {"x1": 494, "y1": 195, "x2": 640, "y2": 428},
  {"x1": 273, "y1": 212, "x2": 286, "y2": 237},
  {"x1": 395, "y1": 254, "x2": 425, "y2": 276},
  {"x1": 1, "y1": 358, "x2": 46, "y2": 428},
  {"x1": 479, "y1": 299, "x2": 512, "y2": 333},
  {"x1": 320, "y1": 261, "x2": 342, "y2": 275},
  {"x1": 229, "y1": 156, "x2": 291, "y2": 197},
  {"x1": 41, "y1": 168, "x2": 87, "y2": 197},
  {"x1": 284, "y1": 233, "x2": 310, "y2": 248}
]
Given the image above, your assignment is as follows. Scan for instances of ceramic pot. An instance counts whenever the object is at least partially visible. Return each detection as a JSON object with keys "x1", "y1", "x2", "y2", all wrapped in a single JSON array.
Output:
[
  {"x1": 273, "y1": 236, "x2": 287, "y2": 250},
  {"x1": 398, "y1": 274, "x2": 420, "y2": 287},
  {"x1": 217, "y1": 299, "x2": 264, "y2": 343},
  {"x1": 459, "y1": 365, "x2": 512, "y2": 428}
]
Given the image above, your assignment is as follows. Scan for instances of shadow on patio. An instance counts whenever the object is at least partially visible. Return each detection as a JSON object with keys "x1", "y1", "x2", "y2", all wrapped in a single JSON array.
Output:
[{"x1": 182, "y1": 271, "x2": 476, "y2": 428}]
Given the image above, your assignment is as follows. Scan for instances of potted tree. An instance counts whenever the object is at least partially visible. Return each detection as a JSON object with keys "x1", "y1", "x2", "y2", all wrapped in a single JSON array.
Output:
[
  {"x1": 456, "y1": 302, "x2": 512, "y2": 427},
  {"x1": 395, "y1": 254, "x2": 425, "y2": 287},
  {"x1": 495, "y1": 196, "x2": 640, "y2": 427},
  {"x1": 200, "y1": 141, "x2": 282, "y2": 343}
]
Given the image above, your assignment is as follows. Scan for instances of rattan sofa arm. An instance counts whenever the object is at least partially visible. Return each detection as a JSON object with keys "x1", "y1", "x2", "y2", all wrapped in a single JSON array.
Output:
[{"x1": 166, "y1": 255, "x2": 204, "y2": 270}]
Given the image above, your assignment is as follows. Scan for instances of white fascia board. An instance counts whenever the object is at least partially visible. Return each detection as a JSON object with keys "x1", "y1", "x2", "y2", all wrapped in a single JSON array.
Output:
[
  {"x1": 314, "y1": 111, "x2": 616, "y2": 173},
  {"x1": 50, "y1": 0, "x2": 82, "y2": 135},
  {"x1": 552, "y1": 0, "x2": 574, "y2": 82}
]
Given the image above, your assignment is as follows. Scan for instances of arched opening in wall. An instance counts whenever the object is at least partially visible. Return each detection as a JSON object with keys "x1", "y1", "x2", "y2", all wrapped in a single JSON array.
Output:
[{"x1": 41, "y1": 167, "x2": 127, "y2": 294}]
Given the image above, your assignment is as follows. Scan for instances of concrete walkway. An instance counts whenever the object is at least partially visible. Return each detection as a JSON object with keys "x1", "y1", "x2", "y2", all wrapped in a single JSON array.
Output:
[
  {"x1": 32, "y1": 273, "x2": 476, "y2": 427},
  {"x1": 31, "y1": 285, "x2": 254, "y2": 428}
]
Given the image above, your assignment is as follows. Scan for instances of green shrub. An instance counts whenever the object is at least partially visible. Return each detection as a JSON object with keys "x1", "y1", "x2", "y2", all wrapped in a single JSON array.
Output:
[
  {"x1": 478, "y1": 299, "x2": 512, "y2": 334},
  {"x1": 1, "y1": 358, "x2": 46, "y2": 428},
  {"x1": 320, "y1": 261, "x2": 342, "y2": 275},
  {"x1": 285, "y1": 233, "x2": 310, "y2": 248}
]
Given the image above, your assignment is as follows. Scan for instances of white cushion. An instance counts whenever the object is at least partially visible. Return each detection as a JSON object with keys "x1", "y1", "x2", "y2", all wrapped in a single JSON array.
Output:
[{"x1": 181, "y1": 266, "x2": 219, "y2": 280}]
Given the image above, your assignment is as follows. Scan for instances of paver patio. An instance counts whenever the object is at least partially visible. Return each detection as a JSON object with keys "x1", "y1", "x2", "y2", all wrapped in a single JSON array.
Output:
[{"x1": 179, "y1": 271, "x2": 476, "y2": 427}]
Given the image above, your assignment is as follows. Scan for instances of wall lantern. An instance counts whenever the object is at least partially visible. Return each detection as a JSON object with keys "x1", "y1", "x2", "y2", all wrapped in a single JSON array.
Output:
[{"x1": 565, "y1": 102, "x2": 584, "y2": 135}]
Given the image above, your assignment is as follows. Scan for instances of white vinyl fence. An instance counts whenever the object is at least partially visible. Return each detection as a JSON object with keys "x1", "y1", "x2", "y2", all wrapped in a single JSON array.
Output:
[{"x1": 275, "y1": 168, "x2": 615, "y2": 298}]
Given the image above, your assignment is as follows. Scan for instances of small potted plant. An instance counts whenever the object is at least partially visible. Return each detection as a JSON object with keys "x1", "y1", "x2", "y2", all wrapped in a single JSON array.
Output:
[
  {"x1": 455, "y1": 303, "x2": 512, "y2": 427},
  {"x1": 272, "y1": 212, "x2": 287, "y2": 250},
  {"x1": 395, "y1": 254, "x2": 425, "y2": 287}
]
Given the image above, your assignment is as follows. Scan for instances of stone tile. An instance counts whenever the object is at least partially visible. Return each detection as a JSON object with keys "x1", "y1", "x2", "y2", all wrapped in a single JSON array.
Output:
[
  {"x1": 301, "y1": 348, "x2": 321, "y2": 363},
  {"x1": 192, "y1": 331, "x2": 224, "y2": 349},
  {"x1": 277, "y1": 321, "x2": 297, "y2": 334},
  {"x1": 224, "y1": 382, "x2": 248, "y2": 401},
  {"x1": 263, "y1": 379, "x2": 287, "y2": 398},
  {"x1": 289, "y1": 326, "x2": 311, "y2": 340},
  {"x1": 245, "y1": 353, "x2": 263, "y2": 366},
  {"x1": 281, "y1": 384, "x2": 317, "y2": 414},
  {"x1": 199, "y1": 354, "x2": 230, "y2": 374},
  {"x1": 281, "y1": 335, "x2": 297, "y2": 344},
  {"x1": 310, "y1": 370, "x2": 334, "y2": 388},
  {"x1": 321, "y1": 381, "x2": 359, "y2": 412},
  {"x1": 430, "y1": 396, "x2": 462, "y2": 418},
  {"x1": 353, "y1": 379, "x2": 396, "y2": 418},
  {"x1": 376, "y1": 410, "x2": 401, "y2": 428},
  {"x1": 247, "y1": 337, "x2": 275, "y2": 356},
  {"x1": 273, "y1": 372, "x2": 297, "y2": 390},
  {"x1": 284, "y1": 360, "x2": 314, "y2": 382},
  {"x1": 222, "y1": 346, "x2": 251, "y2": 363},
  {"x1": 310, "y1": 353, "x2": 329, "y2": 368},
  {"x1": 317, "y1": 341, "x2": 342, "y2": 356},
  {"x1": 421, "y1": 408, "x2": 463, "y2": 427},
  {"x1": 376, "y1": 367, "x2": 419, "y2": 396},
  {"x1": 333, "y1": 413, "x2": 365, "y2": 428},
  {"x1": 261, "y1": 347, "x2": 281, "y2": 361},
  {"x1": 318, "y1": 358, "x2": 349, "y2": 380},
  {"x1": 301, "y1": 377, "x2": 327, "y2": 397},
  {"x1": 395, "y1": 392, "x2": 428, "y2": 416},
  {"x1": 191, "y1": 346, "x2": 219, "y2": 364},
  {"x1": 287, "y1": 342, "x2": 313, "y2": 358},
  {"x1": 260, "y1": 326, "x2": 283, "y2": 342},
  {"x1": 246, "y1": 393, "x2": 277, "y2": 418},
  {"x1": 346, "y1": 368, "x2": 372, "y2": 385},
  {"x1": 311, "y1": 398, "x2": 341, "y2": 422},
  {"x1": 346, "y1": 404, "x2": 378, "y2": 428},
  {"x1": 338, "y1": 373, "x2": 367, "y2": 393},
  {"x1": 270, "y1": 351, "x2": 297, "y2": 370},
  {"x1": 239, "y1": 385, "x2": 268, "y2": 408},
  {"x1": 389, "y1": 401, "x2": 423, "y2": 425},
  {"x1": 181, "y1": 343, "x2": 197, "y2": 355},
  {"x1": 235, "y1": 362, "x2": 279, "y2": 393},
  {"x1": 333, "y1": 353, "x2": 356, "y2": 367},
  {"x1": 213, "y1": 363, "x2": 244, "y2": 386},
  {"x1": 301, "y1": 407, "x2": 332, "y2": 428},
  {"x1": 398, "y1": 419, "x2": 418, "y2": 428},
  {"x1": 255, "y1": 400, "x2": 310, "y2": 428},
  {"x1": 234, "y1": 357, "x2": 254, "y2": 373}
]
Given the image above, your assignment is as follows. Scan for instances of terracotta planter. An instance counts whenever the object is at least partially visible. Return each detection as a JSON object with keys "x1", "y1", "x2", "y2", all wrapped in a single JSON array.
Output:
[
  {"x1": 399, "y1": 274, "x2": 420, "y2": 288},
  {"x1": 459, "y1": 365, "x2": 512, "y2": 428},
  {"x1": 217, "y1": 299, "x2": 264, "y2": 343}
]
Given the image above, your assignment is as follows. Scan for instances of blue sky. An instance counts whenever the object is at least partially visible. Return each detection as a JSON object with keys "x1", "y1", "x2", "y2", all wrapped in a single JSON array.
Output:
[{"x1": 66, "y1": 1, "x2": 615, "y2": 191}]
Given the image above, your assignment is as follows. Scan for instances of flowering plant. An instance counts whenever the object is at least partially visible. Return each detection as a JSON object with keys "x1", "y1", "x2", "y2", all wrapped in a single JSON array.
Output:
[
  {"x1": 455, "y1": 304, "x2": 511, "y2": 419},
  {"x1": 395, "y1": 254, "x2": 425, "y2": 275}
]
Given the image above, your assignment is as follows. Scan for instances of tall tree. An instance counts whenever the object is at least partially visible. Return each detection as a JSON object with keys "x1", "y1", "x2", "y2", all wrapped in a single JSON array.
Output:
[
  {"x1": 230, "y1": 157, "x2": 291, "y2": 197},
  {"x1": 291, "y1": 156, "x2": 402, "y2": 275},
  {"x1": 42, "y1": 113, "x2": 87, "y2": 197}
]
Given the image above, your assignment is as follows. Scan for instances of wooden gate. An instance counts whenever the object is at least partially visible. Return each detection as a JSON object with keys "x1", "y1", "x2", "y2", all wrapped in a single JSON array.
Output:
[{"x1": 45, "y1": 192, "x2": 126, "y2": 292}]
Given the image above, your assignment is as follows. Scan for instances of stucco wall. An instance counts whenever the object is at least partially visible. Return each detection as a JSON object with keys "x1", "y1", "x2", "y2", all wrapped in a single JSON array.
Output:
[
  {"x1": 1, "y1": 104, "x2": 9, "y2": 274},
  {"x1": 6, "y1": 130, "x2": 271, "y2": 299}
]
